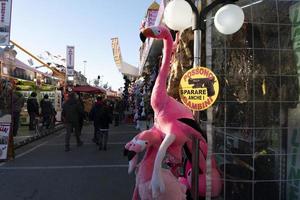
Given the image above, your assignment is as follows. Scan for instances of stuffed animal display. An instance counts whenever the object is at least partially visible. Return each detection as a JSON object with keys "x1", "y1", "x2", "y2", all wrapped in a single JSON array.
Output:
[{"x1": 124, "y1": 25, "x2": 222, "y2": 200}]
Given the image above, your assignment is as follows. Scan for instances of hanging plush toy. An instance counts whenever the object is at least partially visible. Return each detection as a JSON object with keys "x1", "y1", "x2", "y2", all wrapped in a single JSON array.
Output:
[
  {"x1": 125, "y1": 25, "x2": 222, "y2": 199},
  {"x1": 139, "y1": 25, "x2": 207, "y2": 198},
  {"x1": 138, "y1": 25, "x2": 222, "y2": 198},
  {"x1": 182, "y1": 141, "x2": 222, "y2": 198},
  {"x1": 124, "y1": 127, "x2": 187, "y2": 200},
  {"x1": 124, "y1": 126, "x2": 222, "y2": 199}
]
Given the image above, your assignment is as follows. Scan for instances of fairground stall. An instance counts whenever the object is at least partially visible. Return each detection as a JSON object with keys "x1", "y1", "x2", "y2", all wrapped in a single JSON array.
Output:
[
  {"x1": 72, "y1": 85, "x2": 106, "y2": 114},
  {"x1": 1, "y1": 57, "x2": 63, "y2": 124}
]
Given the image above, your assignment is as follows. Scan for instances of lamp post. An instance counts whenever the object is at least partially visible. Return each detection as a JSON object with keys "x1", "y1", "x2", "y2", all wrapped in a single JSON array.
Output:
[
  {"x1": 164, "y1": 0, "x2": 244, "y2": 199},
  {"x1": 83, "y1": 60, "x2": 87, "y2": 77}
]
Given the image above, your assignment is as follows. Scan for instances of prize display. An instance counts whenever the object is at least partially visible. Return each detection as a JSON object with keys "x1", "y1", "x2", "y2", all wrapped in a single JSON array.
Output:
[
  {"x1": 19, "y1": 90, "x2": 32, "y2": 125},
  {"x1": 124, "y1": 26, "x2": 222, "y2": 199}
]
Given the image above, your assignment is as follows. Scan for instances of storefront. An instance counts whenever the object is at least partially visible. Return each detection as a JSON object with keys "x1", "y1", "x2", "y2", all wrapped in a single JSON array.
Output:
[{"x1": 207, "y1": 1, "x2": 300, "y2": 199}]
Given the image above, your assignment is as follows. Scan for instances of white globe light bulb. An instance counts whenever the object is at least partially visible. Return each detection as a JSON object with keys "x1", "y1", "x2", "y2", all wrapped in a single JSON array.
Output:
[
  {"x1": 214, "y1": 4, "x2": 244, "y2": 35},
  {"x1": 163, "y1": 0, "x2": 193, "y2": 31}
]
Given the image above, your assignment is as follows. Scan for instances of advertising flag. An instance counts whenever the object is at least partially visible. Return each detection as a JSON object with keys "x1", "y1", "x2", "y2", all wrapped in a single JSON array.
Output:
[
  {"x1": 0, "y1": 0, "x2": 12, "y2": 46},
  {"x1": 146, "y1": 10, "x2": 158, "y2": 27},
  {"x1": 111, "y1": 37, "x2": 122, "y2": 68},
  {"x1": 66, "y1": 46, "x2": 75, "y2": 76}
]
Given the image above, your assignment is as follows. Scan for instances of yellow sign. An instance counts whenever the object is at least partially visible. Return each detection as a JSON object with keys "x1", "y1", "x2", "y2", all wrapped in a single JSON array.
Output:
[{"x1": 179, "y1": 66, "x2": 219, "y2": 111}]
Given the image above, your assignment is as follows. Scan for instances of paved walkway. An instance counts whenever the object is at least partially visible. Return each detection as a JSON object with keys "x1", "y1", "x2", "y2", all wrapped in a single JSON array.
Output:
[
  {"x1": 0, "y1": 123, "x2": 138, "y2": 200},
  {"x1": 13, "y1": 123, "x2": 64, "y2": 148}
]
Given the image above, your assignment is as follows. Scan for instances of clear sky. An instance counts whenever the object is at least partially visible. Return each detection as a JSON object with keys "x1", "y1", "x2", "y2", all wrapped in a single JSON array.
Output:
[{"x1": 10, "y1": 0, "x2": 160, "y2": 90}]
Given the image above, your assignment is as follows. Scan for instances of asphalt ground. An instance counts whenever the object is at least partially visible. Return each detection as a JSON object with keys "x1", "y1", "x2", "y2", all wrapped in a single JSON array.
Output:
[{"x1": 0, "y1": 123, "x2": 138, "y2": 200}]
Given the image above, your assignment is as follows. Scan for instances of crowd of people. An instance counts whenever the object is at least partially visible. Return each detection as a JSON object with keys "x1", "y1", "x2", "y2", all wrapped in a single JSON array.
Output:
[
  {"x1": 12, "y1": 90, "x2": 124, "y2": 152},
  {"x1": 12, "y1": 91, "x2": 56, "y2": 136},
  {"x1": 61, "y1": 92, "x2": 123, "y2": 152}
]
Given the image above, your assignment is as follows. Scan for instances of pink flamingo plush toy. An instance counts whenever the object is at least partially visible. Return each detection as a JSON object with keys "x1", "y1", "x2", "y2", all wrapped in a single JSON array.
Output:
[
  {"x1": 139, "y1": 25, "x2": 221, "y2": 198},
  {"x1": 125, "y1": 127, "x2": 186, "y2": 200}
]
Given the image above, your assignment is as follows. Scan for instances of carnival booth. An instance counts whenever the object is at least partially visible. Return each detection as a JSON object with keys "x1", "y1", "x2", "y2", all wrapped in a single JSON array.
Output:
[
  {"x1": 72, "y1": 85, "x2": 106, "y2": 114},
  {"x1": 1, "y1": 58, "x2": 63, "y2": 124}
]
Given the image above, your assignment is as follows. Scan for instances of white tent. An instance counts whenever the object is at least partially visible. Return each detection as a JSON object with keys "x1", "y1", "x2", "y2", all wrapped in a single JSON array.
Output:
[
  {"x1": 119, "y1": 61, "x2": 139, "y2": 77},
  {"x1": 111, "y1": 37, "x2": 139, "y2": 78}
]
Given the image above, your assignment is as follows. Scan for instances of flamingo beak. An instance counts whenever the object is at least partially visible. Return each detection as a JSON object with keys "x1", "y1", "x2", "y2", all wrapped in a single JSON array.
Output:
[
  {"x1": 123, "y1": 148, "x2": 129, "y2": 156},
  {"x1": 128, "y1": 154, "x2": 138, "y2": 174},
  {"x1": 139, "y1": 27, "x2": 153, "y2": 43},
  {"x1": 127, "y1": 150, "x2": 137, "y2": 161},
  {"x1": 140, "y1": 32, "x2": 146, "y2": 43}
]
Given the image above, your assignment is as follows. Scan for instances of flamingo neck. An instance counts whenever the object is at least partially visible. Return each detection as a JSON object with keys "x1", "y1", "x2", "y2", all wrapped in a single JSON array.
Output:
[
  {"x1": 159, "y1": 37, "x2": 173, "y2": 81},
  {"x1": 151, "y1": 34, "x2": 173, "y2": 111},
  {"x1": 138, "y1": 146, "x2": 157, "y2": 183}
]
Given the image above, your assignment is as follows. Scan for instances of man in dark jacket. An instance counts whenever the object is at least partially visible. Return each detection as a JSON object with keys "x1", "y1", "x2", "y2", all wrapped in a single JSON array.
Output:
[
  {"x1": 27, "y1": 92, "x2": 39, "y2": 131},
  {"x1": 89, "y1": 96, "x2": 112, "y2": 151},
  {"x1": 12, "y1": 91, "x2": 25, "y2": 136},
  {"x1": 62, "y1": 93, "x2": 84, "y2": 152},
  {"x1": 40, "y1": 94, "x2": 55, "y2": 129},
  {"x1": 77, "y1": 93, "x2": 85, "y2": 136}
]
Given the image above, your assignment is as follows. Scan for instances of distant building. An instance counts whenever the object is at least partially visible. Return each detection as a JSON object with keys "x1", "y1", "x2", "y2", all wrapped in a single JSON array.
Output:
[{"x1": 74, "y1": 70, "x2": 87, "y2": 86}]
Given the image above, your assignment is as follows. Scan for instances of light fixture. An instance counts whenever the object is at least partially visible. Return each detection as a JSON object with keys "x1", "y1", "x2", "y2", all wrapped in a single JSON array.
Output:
[
  {"x1": 2, "y1": 66, "x2": 8, "y2": 74},
  {"x1": 163, "y1": 0, "x2": 193, "y2": 31},
  {"x1": 164, "y1": 0, "x2": 244, "y2": 35},
  {"x1": 214, "y1": 4, "x2": 244, "y2": 35},
  {"x1": 67, "y1": 76, "x2": 74, "y2": 81}
]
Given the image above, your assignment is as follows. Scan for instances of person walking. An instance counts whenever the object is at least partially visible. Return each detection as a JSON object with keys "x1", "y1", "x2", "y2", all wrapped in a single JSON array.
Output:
[
  {"x1": 113, "y1": 100, "x2": 122, "y2": 126},
  {"x1": 89, "y1": 96, "x2": 112, "y2": 151},
  {"x1": 62, "y1": 93, "x2": 84, "y2": 152},
  {"x1": 27, "y1": 92, "x2": 39, "y2": 131},
  {"x1": 40, "y1": 94, "x2": 55, "y2": 129},
  {"x1": 77, "y1": 93, "x2": 85, "y2": 136},
  {"x1": 12, "y1": 91, "x2": 25, "y2": 136}
]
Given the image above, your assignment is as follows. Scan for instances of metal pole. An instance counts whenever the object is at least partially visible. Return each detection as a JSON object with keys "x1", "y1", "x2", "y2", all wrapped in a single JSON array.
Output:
[
  {"x1": 185, "y1": 0, "x2": 239, "y2": 198},
  {"x1": 183, "y1": 0, "x2": 201, "y2": 198},
  {"x1": 193, "y1": 29, "x2": 202, "y2": 67},
  {"x1": 10, "y1": 40, "x2": 50, "y2": 68},
  {"x1": 192, "y1": 22, "x2": 202, "y2": 200}
]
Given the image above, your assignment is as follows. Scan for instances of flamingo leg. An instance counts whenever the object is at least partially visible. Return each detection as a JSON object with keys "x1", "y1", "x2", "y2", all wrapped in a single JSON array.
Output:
[{"x1": 151, "y1": 133, "x2": 176, "y2": 198}]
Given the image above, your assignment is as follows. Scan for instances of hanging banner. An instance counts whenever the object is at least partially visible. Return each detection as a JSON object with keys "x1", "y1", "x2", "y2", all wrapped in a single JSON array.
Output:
[
  {"x1": 0, "y1": 0, "x2": 12, "y2": 46},
  {"x1": 66, "y1": 46, "x2": 75, "y2": 76},
  {"x1": 146, "y1": 10, "x2": 158, "y2": 27},
  {"x1": 145, "y1": 1, "x2": 159, "y2": 27},
  {"x1": 111, "y1": 37, "x2": 122, "y2": 68},
  {"x1": 179, "y1": 66, "x2": 219, "y2": 111},
  {"x1": 0, "y1": 123, "x2": 10, "y2": 160}
]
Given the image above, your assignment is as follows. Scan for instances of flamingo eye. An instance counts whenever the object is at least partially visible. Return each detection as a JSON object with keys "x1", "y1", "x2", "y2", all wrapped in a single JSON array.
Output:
[
  {"x1": 145, "y1": 142, "x2": 148, "y2": 145},
  {"x1": 152, "y1": 27, "x2": 161, "y2": 36}
]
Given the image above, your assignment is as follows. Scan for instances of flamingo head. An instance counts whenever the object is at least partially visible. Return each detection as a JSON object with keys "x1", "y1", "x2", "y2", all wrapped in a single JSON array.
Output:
[
  {"x1": 124, "y1": 130, "x2": 158, "y2": 174},
  {"x1": 140, "y1": 25, "x2": 171, "y2": 43}
]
